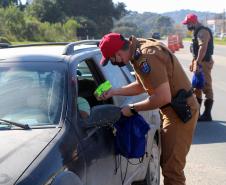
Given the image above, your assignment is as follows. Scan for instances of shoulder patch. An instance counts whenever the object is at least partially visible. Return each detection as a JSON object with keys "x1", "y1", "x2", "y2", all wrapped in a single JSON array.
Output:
[{"x1": 139, "y1": 59, "x2": 151, "y2": 74}]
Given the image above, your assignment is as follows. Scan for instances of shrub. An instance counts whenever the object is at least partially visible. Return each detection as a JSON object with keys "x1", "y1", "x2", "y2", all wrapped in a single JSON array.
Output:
[{"x1": 0, "y1": 37, "x2": 11, "y2": 44}]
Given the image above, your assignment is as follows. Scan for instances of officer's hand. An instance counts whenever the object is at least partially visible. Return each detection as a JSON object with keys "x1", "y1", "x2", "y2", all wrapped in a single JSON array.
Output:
[
  {"x1": 191, "y1": 60, "x2": 199, "y2": 72},
  {"x1": 190, "y1": 59, "x2": 195, "y2": 72},
  {"x1": 97, "y1": 88, "x2": 114, "y2": 101},
  {"x1": 121, "y1": 106, "x2": 133, "y2": 117}
]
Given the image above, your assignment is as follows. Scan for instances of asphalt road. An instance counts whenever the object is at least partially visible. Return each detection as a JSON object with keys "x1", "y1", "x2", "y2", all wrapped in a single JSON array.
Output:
[{"x1": 161, "y1": 42, "x2": 226, "y2": 185}]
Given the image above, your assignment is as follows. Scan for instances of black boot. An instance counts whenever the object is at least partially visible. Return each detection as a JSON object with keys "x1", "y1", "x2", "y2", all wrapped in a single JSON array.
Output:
[{"x1": 199, "y1": 99, "x2": 213, "y2": 121}]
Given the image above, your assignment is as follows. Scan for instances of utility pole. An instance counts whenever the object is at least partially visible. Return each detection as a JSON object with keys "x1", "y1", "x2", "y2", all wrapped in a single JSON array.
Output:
[{"x1": 223, "y1": 9, "x2": 225, "y2": 34}]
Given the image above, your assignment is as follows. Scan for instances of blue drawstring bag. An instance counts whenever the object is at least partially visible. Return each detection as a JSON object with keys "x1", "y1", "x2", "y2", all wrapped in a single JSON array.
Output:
[
  {"x1": 113, "y1": 114, "x2": 150, "y2": 159},
  {"x1": 192, "y1": 70, "x2": 205, "y2": 89}
]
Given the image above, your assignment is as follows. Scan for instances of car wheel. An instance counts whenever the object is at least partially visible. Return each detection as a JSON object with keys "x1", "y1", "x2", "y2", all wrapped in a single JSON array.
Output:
[{"x1": 145, "y1": 139, "x2": 160, "y2": 185}]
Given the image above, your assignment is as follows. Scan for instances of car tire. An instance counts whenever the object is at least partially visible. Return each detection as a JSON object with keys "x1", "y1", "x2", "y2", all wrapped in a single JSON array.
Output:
[{"x1": 144, "y1": 139, "x2": 160, "y2": 185}]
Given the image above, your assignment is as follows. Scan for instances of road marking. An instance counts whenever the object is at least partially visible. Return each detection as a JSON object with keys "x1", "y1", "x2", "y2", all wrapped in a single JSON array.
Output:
[{"x1": 218, "y1": 122, "x2": 226, "y2": 127}]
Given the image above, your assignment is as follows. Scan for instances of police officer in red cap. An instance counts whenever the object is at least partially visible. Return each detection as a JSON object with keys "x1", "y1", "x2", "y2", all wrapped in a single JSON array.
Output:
[
  {"x1": 182, "y1": 13, "x2": 214, "y2": 121},
  {"x1": 97, "y1": 32, "x2": 199, "y2": 185}
]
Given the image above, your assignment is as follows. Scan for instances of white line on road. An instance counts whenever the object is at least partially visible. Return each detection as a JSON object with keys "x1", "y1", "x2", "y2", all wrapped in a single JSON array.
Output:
[{"x1": 219, "y1": 122, "x2": 226, "y2": 127}]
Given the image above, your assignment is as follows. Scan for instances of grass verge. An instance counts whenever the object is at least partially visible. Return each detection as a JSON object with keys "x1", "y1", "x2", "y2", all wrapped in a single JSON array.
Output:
[{"x1": 183, "y1": 37, "x2": 226, "y2": 45}]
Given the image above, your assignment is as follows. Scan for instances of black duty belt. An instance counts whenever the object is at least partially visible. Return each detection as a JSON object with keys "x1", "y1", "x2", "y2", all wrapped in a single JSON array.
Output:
[{"x1": 161, "y1": 88, "x2": 193, "y2": 109}]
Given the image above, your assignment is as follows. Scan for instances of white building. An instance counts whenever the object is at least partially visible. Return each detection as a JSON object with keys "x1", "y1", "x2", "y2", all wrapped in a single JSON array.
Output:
[{"x1": 207, "y1": 19, "x2": 226, "y2": 36}]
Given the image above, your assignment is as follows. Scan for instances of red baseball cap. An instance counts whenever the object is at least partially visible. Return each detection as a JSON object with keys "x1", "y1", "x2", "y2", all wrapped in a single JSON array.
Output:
[
  {"x1": 98, "y1": 33, "x2": 125, "y2": 66},
  {"x1": 182, "y1": 13, "x2": 198, "y2": 24}
]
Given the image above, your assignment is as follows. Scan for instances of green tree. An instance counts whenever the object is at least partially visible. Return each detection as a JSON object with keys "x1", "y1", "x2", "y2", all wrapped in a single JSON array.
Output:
[
  {"x1": 113, "y1": 12, "x2": 174, "y2": 37},
  {"x1": 27, "y1": 0, "x2": 127, "y2": 38},
  {"x1": 64, "y1": 19, "x2": 80, "y2": 41},
  {"x1": 23, "y1": 16, "x2": 43, "y2": 41},
  {"x1": 56, "y1": 0, "x2": 125, "y2": 37},
  {"x1": 3, "y1": 6, "x2": 26, "y2": 41},
  {"x1": 113, "y1": 2, "x2": 127, "y2": 19},
  {"x1": 153, "y1": 16, "x2": 174, "y2": 35},
  {"x1": 0, "y1": 0, "x2": 18, "y2": 7},
  {"x1": 112, "y1": 21, "x2": 143, "y2": 37},
  {"x1": 26, "y1": 0, "x2": 65, "y2": 23},
  {"x1": 0, "y1": 8, "x2": 6, "y2": 39},
  {"x1": 75, "y1": 16, "x2": 98, "y2": 39}
]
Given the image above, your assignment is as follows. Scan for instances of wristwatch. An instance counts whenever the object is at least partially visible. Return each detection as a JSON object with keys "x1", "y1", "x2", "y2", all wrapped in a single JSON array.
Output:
[{"x1": 129, "y1": 104, "x2": 138, "y2": 115}]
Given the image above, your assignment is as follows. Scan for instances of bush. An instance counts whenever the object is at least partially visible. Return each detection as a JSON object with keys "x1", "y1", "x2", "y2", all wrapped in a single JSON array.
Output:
[
  {"x1": 63, "y1": 19, "x2": 80, "y2": 41},
  {"x1": 23, "y1": 17, "x2": 43, "y2": 41},
  {"x1": 3, "y1": 6, "x2": 26, "y2": 41},
  {"x1": 0, "y1": 7, "x2": 81, "y2": 42},
  {"x1": 0, "y1": 37, "x2": 11, "y2": 44}
]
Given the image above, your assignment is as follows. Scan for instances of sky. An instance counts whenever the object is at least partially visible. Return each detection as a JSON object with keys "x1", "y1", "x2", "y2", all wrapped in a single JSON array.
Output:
[
  {"x1": 113, "y1": 0, "x2": 226, "y2": 14},
  {"x1": 20, "y1": 0, "x2": 226, "y2": 14}
]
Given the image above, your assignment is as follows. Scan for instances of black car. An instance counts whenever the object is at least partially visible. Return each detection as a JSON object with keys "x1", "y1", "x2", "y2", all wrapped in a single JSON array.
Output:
[{"x1": 0, "y1": 41, "x2": 161, "y2": 185}]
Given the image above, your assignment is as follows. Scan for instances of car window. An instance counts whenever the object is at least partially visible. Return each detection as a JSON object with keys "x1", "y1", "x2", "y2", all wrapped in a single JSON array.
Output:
[
  {"x1": 0, "y1": 63, "x2": 66, "y2": 127},
  {"x1": 77, "y1": 62, "x2": 95, "y2": 81},
  {"x1": 91, "y1": 54, "x2": 136, "y2": 107},
  {"x1": 77, "y1": 60, "x2": 100, "y2": 108}
]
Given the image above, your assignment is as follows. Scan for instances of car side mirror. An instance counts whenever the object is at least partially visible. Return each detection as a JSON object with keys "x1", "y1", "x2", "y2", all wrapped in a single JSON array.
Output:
[{"x1": 85, "y1": 104, "x2": 121, "y2": 128}]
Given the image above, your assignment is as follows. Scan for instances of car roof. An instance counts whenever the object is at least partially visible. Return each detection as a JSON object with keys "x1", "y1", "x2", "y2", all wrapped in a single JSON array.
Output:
[{"x1": 0, "y1": 41, "x2": 99, "y2": 63}]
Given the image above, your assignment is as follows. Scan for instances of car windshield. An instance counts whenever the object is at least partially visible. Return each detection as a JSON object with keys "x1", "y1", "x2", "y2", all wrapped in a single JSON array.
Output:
[{"x1": 0, "y1": 62, "x2": 66, "y2": 127}]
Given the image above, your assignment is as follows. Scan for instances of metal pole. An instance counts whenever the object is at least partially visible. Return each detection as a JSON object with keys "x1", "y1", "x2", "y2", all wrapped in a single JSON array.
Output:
[{"x1": 223, "y1": 9, "x2": 225, "y2": 34}]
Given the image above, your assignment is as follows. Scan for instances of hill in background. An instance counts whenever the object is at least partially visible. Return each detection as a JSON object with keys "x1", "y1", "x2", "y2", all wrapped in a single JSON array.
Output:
[
  {"x1": 162, "y1": 9, "x2": 217, "y2": 24},
  {"x1": 112, "y1": 9, "x2": 220, "y2": 37}
]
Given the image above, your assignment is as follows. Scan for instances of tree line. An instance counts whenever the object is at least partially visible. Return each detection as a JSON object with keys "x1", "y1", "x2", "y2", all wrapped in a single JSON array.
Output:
[
  {"x1": 113, "y1": 12, "x2": 175, "y2": 38},
  {"x1": 0, "y1": 0, "x2": 127, "y2": 42},
  {"x1": 0, "y1": 0, "x2": 174, "y2": 43}
]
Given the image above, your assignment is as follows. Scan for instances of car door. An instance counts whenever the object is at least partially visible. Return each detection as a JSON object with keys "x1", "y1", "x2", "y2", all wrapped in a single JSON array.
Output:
[{"x1": 70, "y1": 56, "x2": 123, "y2": 185}]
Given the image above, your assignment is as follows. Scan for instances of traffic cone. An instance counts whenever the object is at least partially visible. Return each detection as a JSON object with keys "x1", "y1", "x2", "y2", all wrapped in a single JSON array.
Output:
[
  {"x1": 167, "y1": 35, "x2": 175, "y2": 53},
  {"x1": 173, "y1": 35, "x2": 179, "y2": 51},
  {"x1": 178, "y1": 34, "x2": 184, "y2": 48}
]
